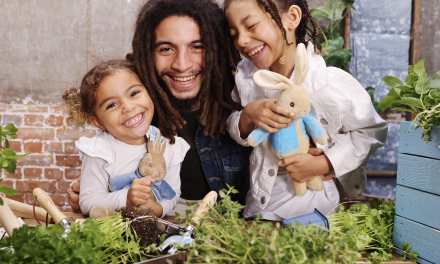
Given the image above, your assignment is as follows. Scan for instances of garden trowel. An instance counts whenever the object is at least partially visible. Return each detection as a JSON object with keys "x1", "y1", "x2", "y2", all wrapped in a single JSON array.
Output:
[{"x1": 158, "y1": 191, "x2": 217, "y2": 254}]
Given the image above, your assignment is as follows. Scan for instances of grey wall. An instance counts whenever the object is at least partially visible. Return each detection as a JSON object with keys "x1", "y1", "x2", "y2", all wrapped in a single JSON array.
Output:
[{"x1": 419, "y1": 0, "x2": 440, "y2": 77}]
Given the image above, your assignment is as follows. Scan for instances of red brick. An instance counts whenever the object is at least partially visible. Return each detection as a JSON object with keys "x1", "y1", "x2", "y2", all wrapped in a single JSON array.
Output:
[
  {"x1": 44, "y1": 142, "x2": 63, "y2": 153},
  {"x1": 17, "y1": 154, "x2": 54, "y2": 166},
  {"x1": 65, "y1": 168, "x2": 81, "y2": 179},
  {"x1": 9, "y1": 104, "x2": 27, "y2": 112},
  {"x1": 49, "y1": 105, "x2": 63, "y2": 114},
  {"x1": 56, "y1": 128, "x2": 97, "y2": 140},
  {"x1": 0, "y1": 103, "x2": 9, "y2": 112},
  {"x1": 24, "y1": 141, "x2": 43, "y2": 153},
  {"x1": 0, "y1": 179, "x2": 14, "y2": 188},
  {"x1": 45, "y1": 115, "x2": 64, "y2": 127},
  {"x1": 6, "y1": 193, "x2": 34, "y2": 204},
  {"x1": 28, "y1": 105, "x2": 49, "y2": 112},
  {"x1": 64, "y1": 142, "x2": 78, "y2": 154},
  {"x1": 57, "y1": 180, "x2": 71, "y2": 193},
  {"x1": 23, "y1": 168, "x2": 43, "y2": 179},
  {"x1": 17, "y1": 127, "x2": 54, "y2": 140},
  {"x1": 5, "y1": 140, "x2": 21, "y2": 152},
  {"x1": 2, "y1": 114, "x2": 22, "y2": 126},
  {"x1": 45, "y1": 168, "x2": 63, "y2": 180},
  {"x1": 24, "y1": 114, "x2": 44, "y2": 126},
  {"x1": 56, "y1": 155, "x2": 81, "y2": 167},
  {"x1": 16, "y1": 180, "x2": 55, "y2": 193},
  {"x1": 4, "y1": 168, "x2": 23, "y2": 179},
  {"x1": 50, "y1": 193, "x2": 66, "y2": 206}
]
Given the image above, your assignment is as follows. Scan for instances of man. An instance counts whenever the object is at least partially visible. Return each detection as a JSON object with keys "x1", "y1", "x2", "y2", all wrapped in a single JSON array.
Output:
[{"x1": 68, "y1": 0, "x2": 251, "y2": 214}]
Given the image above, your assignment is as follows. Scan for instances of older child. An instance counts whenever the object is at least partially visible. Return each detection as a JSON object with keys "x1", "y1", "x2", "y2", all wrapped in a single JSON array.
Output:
[
  {"x1": 62, "y1": 60, "x2": 189, "y2": 217},
  {"x1": 225, "y1": 0, "x2": 387, "y2": 220}
]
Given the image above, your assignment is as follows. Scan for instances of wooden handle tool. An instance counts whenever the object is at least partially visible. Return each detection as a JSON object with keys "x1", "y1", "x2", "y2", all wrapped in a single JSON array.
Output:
[
  {"x1": 4, "y1": 197, "x2": 52, "y2": 223},
  {"x1": 33, "y1": 188, "x2": 70, "y2": 228},
  {"x1": 191, "y1": 190, "x2": 218, "y2": 226},
  {"x1": 0, "y1": 199, "x2": 23, "y2": 236}
]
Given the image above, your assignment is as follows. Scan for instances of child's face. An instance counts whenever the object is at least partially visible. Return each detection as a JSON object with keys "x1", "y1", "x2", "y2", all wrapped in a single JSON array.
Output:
[
  {"x1": 226, "y1": 0, "x2": 286, "y2": 70},
  {"x1": 91, "y1": 69, "x2": 154, "y2": 145}
]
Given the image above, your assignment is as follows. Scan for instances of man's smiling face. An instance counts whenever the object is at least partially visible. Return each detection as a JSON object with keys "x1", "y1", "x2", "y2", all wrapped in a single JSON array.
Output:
[{"x1": 154, "y1": 16, "x2": 205, "y2": 100}]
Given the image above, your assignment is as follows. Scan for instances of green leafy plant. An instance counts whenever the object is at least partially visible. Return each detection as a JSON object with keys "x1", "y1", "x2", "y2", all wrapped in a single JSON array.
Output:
[
  {"x1": 0, "y1": 123, "x2": 29, "y2": 205},
  {"x1": 379, "y1": 59, "x2": 440, "y2": 145},
  {"x1": 328, "y1": 198, "x2": 417, "y2": 263},
  {"x1": 366, "y1": 86, "x2": 385, "y2": 113},
  {"x1": 311, "y1": 0, "x2": 354, "y2": 70},
  {"x1": 176, "y1": 187, "x2": 360, "y2": 263}
]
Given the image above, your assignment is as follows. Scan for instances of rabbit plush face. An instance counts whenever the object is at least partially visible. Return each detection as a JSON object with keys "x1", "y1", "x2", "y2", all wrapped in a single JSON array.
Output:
[{"x1": 139, "y1": 136, "x2": 167, "y2": 181}]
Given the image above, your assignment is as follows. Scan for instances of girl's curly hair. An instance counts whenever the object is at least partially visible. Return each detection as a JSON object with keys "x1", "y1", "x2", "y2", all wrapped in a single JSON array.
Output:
[{"x1": 62, "y1": 59, "x2": 136, "y2": 128}]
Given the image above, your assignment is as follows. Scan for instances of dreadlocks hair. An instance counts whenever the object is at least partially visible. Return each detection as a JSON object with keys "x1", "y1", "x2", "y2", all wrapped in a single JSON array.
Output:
[
  {"x1": 224, "y1": 0, "x2": 322, "y2": 53},
  {"x1": 131, "y1": 0, "x2": 242, "y2": 144},
  {"x1": 62, "y1": 59, "x2": 137, "y2": 128}
]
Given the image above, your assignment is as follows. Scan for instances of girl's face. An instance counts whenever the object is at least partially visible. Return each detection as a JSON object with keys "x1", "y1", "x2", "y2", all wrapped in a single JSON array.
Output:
[
  {"x1": 226, "y1": 0, "x2": 286, "y2": 70},
  {"x1": 91, "y1": 69, "x2": 154, "y2": 145}
]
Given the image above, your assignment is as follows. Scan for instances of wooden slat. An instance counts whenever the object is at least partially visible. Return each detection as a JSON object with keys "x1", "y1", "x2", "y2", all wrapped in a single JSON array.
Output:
[
  {"x1": 395, "y1": 185, "x2": 440, "y2": 230},
  {"x1": 399, "y1": 121, "x2": 440, "y2": 160},
  {"x1": 397, "y1": 154, "x2": 440, "y2": 195},
  {"x1": 392, "y1": 216, "x2": 440, "y2": 263},
  {"x1": 366, "y1": 170, "x2": 397, "y2": 177}
]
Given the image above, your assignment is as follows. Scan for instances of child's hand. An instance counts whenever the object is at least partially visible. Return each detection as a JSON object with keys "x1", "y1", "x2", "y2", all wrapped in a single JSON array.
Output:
[
  {"x1": 127, "y1": 176, "x2": 156, "y2": 206},
  {"x1": 239, "y1": 98, "x2": 294, "y2": 139},
  {"x1": 278, "y1": 148, "x2": 334, "y2": 183}
]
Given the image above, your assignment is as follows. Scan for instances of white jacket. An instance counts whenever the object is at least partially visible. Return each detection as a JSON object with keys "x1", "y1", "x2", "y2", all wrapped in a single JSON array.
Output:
[{"x1": 226, "y1": 42, "x2": 388, "y2": 210}]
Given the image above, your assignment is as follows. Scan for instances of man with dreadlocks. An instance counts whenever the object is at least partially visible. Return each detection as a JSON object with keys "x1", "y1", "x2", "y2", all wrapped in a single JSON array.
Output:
[{"x1": 67, "y1": 0, "x2": 251, "y2": 214}]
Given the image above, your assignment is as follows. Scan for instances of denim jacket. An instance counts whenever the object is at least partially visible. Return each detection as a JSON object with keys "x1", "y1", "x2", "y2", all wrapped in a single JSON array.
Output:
[{"x1": 194, "y1": 124, "x2": 251, "y2": 204}]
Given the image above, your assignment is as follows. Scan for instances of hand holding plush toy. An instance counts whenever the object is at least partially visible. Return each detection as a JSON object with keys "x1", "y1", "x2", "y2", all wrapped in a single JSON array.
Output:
[
  {"x1": 109, "y1": 130, "x2": 176, "y2": 202},
  {"x1": 248, "y1": 43, "x2": 327, "y2": 196}
]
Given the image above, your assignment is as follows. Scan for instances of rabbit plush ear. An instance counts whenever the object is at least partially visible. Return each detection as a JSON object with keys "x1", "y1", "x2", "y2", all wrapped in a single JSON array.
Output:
[
  {"x1": 159, "y1": 141, "x2": 166, "y2": 156},
  {"x1": 293, "y1": 43, "x2": 309, "y2": 85},
  {"x1": 253, "y1": 70, "x2": 293, "y2": 91}
]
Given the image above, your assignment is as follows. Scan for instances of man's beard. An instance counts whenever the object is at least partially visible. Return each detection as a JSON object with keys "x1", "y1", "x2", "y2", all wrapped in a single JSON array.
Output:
[{"x1": 157, "y1": 74, "x2": 202, "y2": 113}]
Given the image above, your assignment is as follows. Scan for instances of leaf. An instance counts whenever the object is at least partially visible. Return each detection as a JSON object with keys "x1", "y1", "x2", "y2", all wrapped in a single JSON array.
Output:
[
  {"x1": 391, "y1": 107, "x2": 416, "y2": 114},
  {"x1": 415, "y1": 72, "x2": 430, "y2": 94},
  {"x1": 324, "y1": 48, "x2": 352, "y2": 68},
  {"x1": 0, "y1": 185, "x2": 19, "y2": 196},
  {"x1": 327, "y1": 0, "x2": 349, "y2": 21},
  {"x1": 379, "y1": 96, "x2": 399, "y2": 109},
  {"x1": 405, "y1": 74, "x2": 418, "y2": 87},
  {"x1": 310, "y1": 8, "x2": 330, "y2": 18},
  {"x1": 402, "y1": 93, "x2": 419, "y2": 98},
  {"x1": 383, "y1": 76, "x2": 403, "y2": 89},
  {"x1": 408, "y1": 65, "x2": 416, "y2": 75},
  {"x1": 433, "y1": 71, "x2": 440, "y2": 80},
  {"x1": 400, "y1": 97, "x2": 423, "y2": 109},
  {"x1": 414, "y1": 59, "x2": 426, "y2": 75},
  {"x1": 365, "y1": 87, "x2": 375, "y2": 101},
  {"x1": 426, "y1": 79, "x2": 440, "y2": 89}
]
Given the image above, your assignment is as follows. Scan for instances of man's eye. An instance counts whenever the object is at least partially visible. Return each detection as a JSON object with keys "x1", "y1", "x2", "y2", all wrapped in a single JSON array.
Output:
[
  {"x1": 193, "y1": 45, "x2": 204, "y2": 50},
  {"x1": 131, "y1": 91, "x2": 140, "y2": 97},
  {"x1": 106, "y1": 102, "x2": 116, "y2": 110},
  {"x1": 160, "y1": 47, "x2": 172, "y2": 52}
]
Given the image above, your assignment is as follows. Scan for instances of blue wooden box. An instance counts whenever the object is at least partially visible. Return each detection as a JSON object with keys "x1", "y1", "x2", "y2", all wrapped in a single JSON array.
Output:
[{"x1": 392, "y1": 121, "x2": 440, "y2": 264}]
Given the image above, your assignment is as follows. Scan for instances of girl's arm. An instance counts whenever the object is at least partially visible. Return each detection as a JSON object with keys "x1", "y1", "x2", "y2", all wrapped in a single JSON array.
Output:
[{"x1": 79, "y1": 156, "x2": 130, "y2": 215}]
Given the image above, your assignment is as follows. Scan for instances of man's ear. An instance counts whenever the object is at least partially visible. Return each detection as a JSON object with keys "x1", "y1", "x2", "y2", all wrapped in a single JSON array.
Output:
[
  {"x1": 88, "y1": 115, "x2": 105, "y2": 130},
  {"x1": 284, "y1": 5, "x2": 302, "y2": 31}
]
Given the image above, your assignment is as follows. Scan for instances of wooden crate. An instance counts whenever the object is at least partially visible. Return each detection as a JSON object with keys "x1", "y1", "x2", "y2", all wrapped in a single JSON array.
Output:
[{"x1": 392, "y1": 121, "x2": 440, "y2": 264}]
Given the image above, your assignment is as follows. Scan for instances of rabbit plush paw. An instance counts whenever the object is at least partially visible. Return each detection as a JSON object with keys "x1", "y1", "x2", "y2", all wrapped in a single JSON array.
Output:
[
  {"x1": 306, "y1": 176, "x2": 324, "y2": 191},
  {"x1": 248, "y1": 135, "x2": 258, "y2": 147},
  {"x1": 291, "y1": 179, "x2": 308, "y2": 196}
]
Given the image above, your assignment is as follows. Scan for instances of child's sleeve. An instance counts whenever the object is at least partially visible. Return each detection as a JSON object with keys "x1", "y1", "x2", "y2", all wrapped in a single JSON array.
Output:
[
  {"x1": 226, "y1": 85, "x2": 251, "y2": 147},
  {"x1": 79, "y1": 156, "x2": 129, "y2": 215}
]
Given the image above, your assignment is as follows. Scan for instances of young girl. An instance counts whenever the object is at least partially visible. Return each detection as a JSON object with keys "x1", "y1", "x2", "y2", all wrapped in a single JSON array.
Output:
[
  {"x1": 62, "y1": 60, "x2": 190, "y2": 217},
  {"x1": 224, "y1": 0, "x2": 388, "y2": 220}
]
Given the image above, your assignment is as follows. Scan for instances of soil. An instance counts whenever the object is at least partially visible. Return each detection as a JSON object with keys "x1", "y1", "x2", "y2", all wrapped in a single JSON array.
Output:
[{"x1": 120, "y1": 206, "x2": 162, "y2": 246}]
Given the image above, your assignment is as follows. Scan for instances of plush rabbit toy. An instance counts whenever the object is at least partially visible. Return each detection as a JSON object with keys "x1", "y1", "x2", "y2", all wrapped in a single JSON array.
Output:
[
  {"x1": 248, "y1": 43, "x2": 327, "y2": 196},
  {"x1": 109, "y1": 130, "x2": 176, "y2": 202}
]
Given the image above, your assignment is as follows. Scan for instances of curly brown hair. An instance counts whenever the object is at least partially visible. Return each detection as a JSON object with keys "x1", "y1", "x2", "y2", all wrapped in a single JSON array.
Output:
[
  {"x1": 131, "y1": 0, "x2": 242, "y2": 144},
  {"x1": 62, "y1": 59, "x2": 137, "y2": 128},
  {"x1": 224, "y1": 0, "x2": 322, "y2": 53}
]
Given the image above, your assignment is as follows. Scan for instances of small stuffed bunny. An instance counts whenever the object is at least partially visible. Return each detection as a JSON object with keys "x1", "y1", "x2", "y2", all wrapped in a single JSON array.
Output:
[
  {"x1": 109, "y1": 130, "x2": 176, "y2": 202},
  {"x1": 248, "y1": 43, "x2": 327, "y2": 196}
]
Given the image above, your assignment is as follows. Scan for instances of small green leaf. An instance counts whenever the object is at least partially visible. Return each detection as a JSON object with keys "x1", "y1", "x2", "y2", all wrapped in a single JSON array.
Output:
[
  {"x1": 400, "y1": 97, "x2": 423, "y2": 108},
  {"x1": 415, "y1": 72, "x2": 430, "y2": 94},
  {"x1": 219, "y1": 190, "x2": 225, "y2": 198},
  {"x1": 405, "y1": 74, "x2": 418, "y2": 87},
  {"x1": 433, "y1": 71, "x2": 440, "y2": 80},
  {"x1": 414, "y1": 59, "x2": 426, "y2": 75},
  {"x1": 0, "y1": 185, "x2": 18, "y2": 196},
  {"x1": 402, "y1": 93, "x2": 419, "y2": 98},
  {"x1": 383, "y1": 76, "x2": 403, "y2": 89},
  {"x1": 426, "y1": 79, "x2": 440, "y2": 89},
  {"x1": 391, "y1": 107, "x2": 416, "y2": 114},
  {"x1": 310, "y1": 8, "x2": 330, "y2": 18},
  {"x1": 408, "y1": 65, "x2": 416, "y2": 75},
  {"x1": 379, "y1": 96, "x2": 399, "y2": 109}
]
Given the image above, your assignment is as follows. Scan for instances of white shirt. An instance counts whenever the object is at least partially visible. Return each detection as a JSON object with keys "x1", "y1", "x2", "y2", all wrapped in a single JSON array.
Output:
[
  {"x1": 226, "y1": 42, "x2": 387, "y2": 219},
  {"x1": 76, "y1": 126, "x2": 190, "y2": 217}
]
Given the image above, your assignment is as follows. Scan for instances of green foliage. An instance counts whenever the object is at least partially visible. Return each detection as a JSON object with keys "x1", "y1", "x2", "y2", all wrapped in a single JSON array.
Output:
[
  {"x1": 366, "y1": 87, "x2": 385, "y2": 113},
  {"x1": 0, "y1": 218, "x2": 106, "y2": 263},
  {"x1": 176, "y1": 187, "x2": 360, "y2": 263},
  {"x1": 328, "y1": 199, "x2": 417, "y2": 263},
  {"x1": 379, "y1": 59, "x2": 440, "y2": 145},
  {"x1": 0, "y1": 123, "x2": 30, "y2": 205},
  {"x1": 311, "y1": 0, "x2": 354, "y2": 70}
]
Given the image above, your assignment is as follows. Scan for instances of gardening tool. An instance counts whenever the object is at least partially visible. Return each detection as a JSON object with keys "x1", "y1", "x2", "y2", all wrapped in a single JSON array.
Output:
[
  {"x1": 159, "y1": 191, "x2": 217, "y2": 254},
  {"x1": 33, "y1": 188, "x2": 71, "y2": 237},
  {"x1": 4, "y1": 197, "x2": 53, "y2": 224},
  {"x1": 0, "y1": 199, "x2": 23, "y2": 236}
]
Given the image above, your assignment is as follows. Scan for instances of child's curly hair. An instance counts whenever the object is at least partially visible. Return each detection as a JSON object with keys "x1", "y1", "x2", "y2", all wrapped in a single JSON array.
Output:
[{"x1": 62, "y1": 59, "x2": 137, "y2": 128}]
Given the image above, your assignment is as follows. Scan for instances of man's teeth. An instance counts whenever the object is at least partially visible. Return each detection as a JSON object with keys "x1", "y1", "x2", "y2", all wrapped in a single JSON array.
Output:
[
  {"x1": 172, "y1": 75, "x2": 196, "y2": 84},
  {"x1": 249, "y1": 46, "x2": 264, "y2": 57},
  {"x1": 123, "y1": 113, "x2": 142, "y2": 126}
]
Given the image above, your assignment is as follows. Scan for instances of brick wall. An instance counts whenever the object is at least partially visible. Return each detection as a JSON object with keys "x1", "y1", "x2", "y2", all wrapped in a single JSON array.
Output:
[{"x1": 0, "y1": 102, "x2": 97, "y2": 211}]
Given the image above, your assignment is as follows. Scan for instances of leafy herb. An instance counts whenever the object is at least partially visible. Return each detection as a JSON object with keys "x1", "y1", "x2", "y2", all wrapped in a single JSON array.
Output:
[
  {"x1": 379, "y1": 59, "x2": 440, "y2": 145},
  {"x1": 0, "y1": 123, "x2": 30, "y2": 205},
  {"x1": 328, "y1": 199, "x2": 417, "y2": 263},
  {"x1": 176, "y1": 187, "x2": 360, "y2": 263}
]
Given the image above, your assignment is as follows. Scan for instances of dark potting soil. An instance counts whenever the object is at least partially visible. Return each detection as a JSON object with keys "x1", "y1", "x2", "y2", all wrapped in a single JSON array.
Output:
[{"x1": 120, "y1": 206, "x2": 162, "y2": 246}]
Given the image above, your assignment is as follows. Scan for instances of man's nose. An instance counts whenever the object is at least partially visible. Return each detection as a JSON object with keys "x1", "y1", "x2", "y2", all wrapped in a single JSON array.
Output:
[{"x1": 171, "y1": 49, "x2": 192, "y2": 72}]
